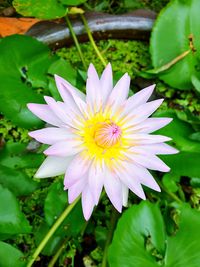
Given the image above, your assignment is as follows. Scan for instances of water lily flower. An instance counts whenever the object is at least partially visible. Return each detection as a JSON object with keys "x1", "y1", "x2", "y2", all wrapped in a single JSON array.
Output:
[{"x1": 28, "y1": 63, "x2": 178, "y2": 220}]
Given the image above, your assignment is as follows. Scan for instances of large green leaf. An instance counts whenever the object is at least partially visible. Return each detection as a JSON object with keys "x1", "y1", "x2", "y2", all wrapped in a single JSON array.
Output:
[
  {"x1": 108, "y1": 201, "x2": 165, "y2": 267},
  {"x1": 165, "y1": 204, "x2": 200, "y2": 267},
  {"x1": 0, "y1": 142, "x2": 44, "y2": 170},
  {"x1": 13, "y1": 0, "x2": 67, "y2": 19},
  {"x1": 0, "y1": 35, "x2": 56, "y2": 128},
  {"x1": 0, "y1": 242, "x2": 26, "y2": 267},
  {"x1": 108, "y1": 202, "x2": 200, "y2": 267},
  {"x1": 44, "y1": 181, "x2": 85, "y2": 237},
  {"x1": 150, "y1": 0, "x2": 200, "y2": 90},
  {"x1": 0, "y1": 185, "x2": 31, "y2": 236},
  {"x1": 0, "y1": 165, "x2": 38, "y2": 196}
]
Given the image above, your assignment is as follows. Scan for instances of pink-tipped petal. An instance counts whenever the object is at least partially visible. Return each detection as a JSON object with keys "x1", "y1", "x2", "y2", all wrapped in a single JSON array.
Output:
[
  {"x1": 132, "y1": 143, "x2": 179, "y2": 155},
  {"x1": 44, "y1": 96, "x2": 80, "y2": 128},
  {"x1": 27, "y1": 103, "x2": 62, "y2": 127},
  {"x1": 132, "y1": 153, "x2": 170, "y2": 172},
  {"x1": 44, "y1": 140, "x2": 83, "y2": 157},
  {"x1": 82, "y1": 187, "x2": 95, "y2": 220},
  {"x1": 35, "y1": 156, "x2": 73, "y2": 178},
  {"x1": 55, "y1": 74, "x2": 86, "y2": 101},
  {"x1": 86, "y1": 64, "x2": 102, "y2": 111},
  {"x1": 29, "y1": 127, "x2": 74, "y2": 145},
  {"x1": 67, "y1": 176, "x2": 87, "y2": 203},
  {"x1": 106, "y1": 73, "x2": 130, "y2": 114},
  {"x1": 122, "y1": 99, "x2": 164, "y2": 128},
  {"x1": 126, "y1": 134, "x2": 171, "y2": 144},
  {"x1": 88, "y1": 160, "x2": 104, "y2": 205},
  {"x1": 121, "y1": 84, "x2": 155, "y2": 116},
  {"x1": 64, "y1": 153, "x2": 91, "y2": 188},
  {"x1": 114, "y1": 161, "x2": 146, "y2": 200},
  {"x1": 100, "y1": 63, "x2": 113, "y2": 104},
  {"x1": 130, "y1": 117, "x2": 173, "y2": 134},
  {"x1": 128, "y1": 163, "x2": 160, "y2": 192},
  {"x1": 104, "y1": 169, "x2": 123, "y2": 212}
]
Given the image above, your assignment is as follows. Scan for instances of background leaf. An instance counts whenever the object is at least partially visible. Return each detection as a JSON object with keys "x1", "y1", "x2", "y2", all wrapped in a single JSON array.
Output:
[
  {"x1": 0, "y1": 241, "x2": 26, "y2": 267},
  {"x1": 150, "y1": 0, "x2": 200, "y2": 90},
  {"x1": 13, "y1": 0, "x2": 67, "y2": 19},
  {"x1": 0, "y1": 35, "x2": 57, "y2": 128},
  {"x1": 108, "y1": 201, "x2": 165, "y2": 267},
  {"x1": 109, "y1": 202, "x2": 200, "y2": 267},
  {"x1": 0, "y1": 185, "x2": 31, "y2": 236}
]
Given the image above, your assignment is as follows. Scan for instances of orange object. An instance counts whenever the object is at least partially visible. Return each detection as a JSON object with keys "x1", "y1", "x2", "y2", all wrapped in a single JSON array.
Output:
[{"x1": 0, "y1": 17, "x2": 40, "y2": 37}]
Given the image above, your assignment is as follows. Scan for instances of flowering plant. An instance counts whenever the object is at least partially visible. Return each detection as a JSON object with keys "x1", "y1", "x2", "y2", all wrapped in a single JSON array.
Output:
[{"x1": 28, "y1": 63, "x2": 178, "y2": 220}]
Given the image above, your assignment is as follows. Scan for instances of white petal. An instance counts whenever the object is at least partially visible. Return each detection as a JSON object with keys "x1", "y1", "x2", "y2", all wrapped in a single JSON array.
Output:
[
  {"x1": 104, "y1": 169, "x2": 123, "y2": 212},
  {"x1": 67, "y1": 175, "x2": 87, "y2": 203},
  {"x1": 35, "y1": 156, "x2": 72, "y2": 178},
  {"x1": 121, "y1": 84, "x2": 155, "y2": 116},
  {"x1": 131, "y1": 153, "x2": 170, "y2": 172},
  {"x1": 131, "y1": 143, "x2": 178, "y2": 155},
  {"x1": 44, "y1": 140, "x2": 83, "y2": 157},
  {"x1": 128, "y1": 117, "x2": 173, "y2": 134},
  {"x1": 55, "y1": 74, "x2": 86, "y2": 101},
  {"x1": 121, "y1": 99, "x2": 164, "y2": 128},
  {"x1": 64, "y1": 153, "x2": 91, "y2": 188},
  {"x1": 106, "y1": 73, "x2": 130, "y2": 114},
  {"x1": 114, "y1": 161, "x2": 146, "y2": 200},
  {"x1": 44, "y1": 96, "x2": 80, "y2": 128},
  {"x1": 88, "y1": 160, "x2": 104, "y2": 205},
  {"x1": 125, "y1": 134, "x2": 171, "y2": 144},
  {"x1": 27, "y1": 103, "x2": 62, "y2": 127},
  {"x1": 100, "y1": 63, "x2": 113, "y2": 104},
  {"x1": 122, "y1": 184, "x2": 129, "y2": 207},
  {"x1": 82, "y1": 186, "x2": 95, "y2": 220},
  {"x1": 86, "y1": 63, "x2": 102, "y2": 111},
  {"x1": 29, "y1": 127, "x2": 74, "y2": 145},
  {"x1": 127, "y1": 162, "x2": 160, "y2": 192}
]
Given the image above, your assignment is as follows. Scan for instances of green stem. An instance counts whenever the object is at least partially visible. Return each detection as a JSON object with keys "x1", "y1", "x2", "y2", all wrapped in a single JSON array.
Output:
[
  {"x1": 146, "y1": 50, "x2": 190, "y2": 74},
  {"x1": 27, "y1": 197, "x2": 80, "y2": 267},
  {"x1": 80, "y1": 14, "x2": 107, "y2": 67},
  {"x1": 101, "y1": 208, "x2": 120, "y2": 267},
  {"x1": 48, "y1": 238, "x2": 69, "y2": 267},
  {"x1": 65, "y1": 15, "x2": 87, "y2": 70}
]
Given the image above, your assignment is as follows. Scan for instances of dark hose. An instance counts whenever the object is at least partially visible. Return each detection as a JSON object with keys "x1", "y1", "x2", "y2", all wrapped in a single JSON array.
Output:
[{"x1": 26, "y1": 10, "x2": 156, "y2": 48}]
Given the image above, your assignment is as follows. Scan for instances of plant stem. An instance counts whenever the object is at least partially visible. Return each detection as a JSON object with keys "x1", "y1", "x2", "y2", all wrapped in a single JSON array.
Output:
[
  {"x1": 80, "y1": 14, "x2": 107, "y2": 67},
  {"x1": 26, "y1": 196, "x2": 80, "y2": 267},
  {"x1": 48, "y1": 238, "x2": 69, "y2": 267},
  {"x1": 147, "y1": 49, "x2": 190, "y2": 74},
  {"x1": 65, "y1": 15, "x2": 87, "y2": 70},
  {"x1": 101, "y1": 208, "x2": 120, "y2": 267}
]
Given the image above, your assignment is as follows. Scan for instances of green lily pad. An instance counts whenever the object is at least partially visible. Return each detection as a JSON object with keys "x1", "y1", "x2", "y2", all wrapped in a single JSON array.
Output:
[
  {"x1": 108, "y1": 202, "x2": 200, "y2": 267},
  {"x1": 150, "y1": 0, "x2": 200, "y2": 90},
  {"x1": 108, "y1": 201, "x2": 165, "y2": 267},
  {"x1": 0, "y1": 35, "x2": 57, "y2": 128},
  {"x1": 0, "y1": 165, "x2": 38, "y2": 196},
  {"x1": 0, "y1": 185, "x2": 32, "y2": 236},
  {"x1": 13, "y1": 0, "x2": 67, "y2": 19},
  {"x1": 0, "y1": 242, "x2": 26, "y2": 267}
]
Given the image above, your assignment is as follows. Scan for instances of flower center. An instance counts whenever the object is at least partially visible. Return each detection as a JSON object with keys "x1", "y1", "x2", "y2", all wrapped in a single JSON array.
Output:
[{"x1": 94, "y1": 122, "x2": 122, "y2": 148}]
